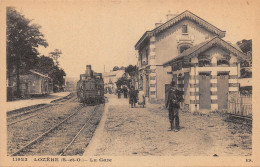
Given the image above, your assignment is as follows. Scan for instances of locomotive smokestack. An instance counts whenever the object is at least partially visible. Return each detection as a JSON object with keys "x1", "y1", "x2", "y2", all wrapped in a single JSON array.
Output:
[{"x1": 86, "y1": 65, "x2": 93, "y2": 77}]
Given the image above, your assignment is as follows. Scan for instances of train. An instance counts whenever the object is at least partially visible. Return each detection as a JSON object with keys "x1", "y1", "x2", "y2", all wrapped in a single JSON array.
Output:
[{"x1": 76, "y1": 65, "x2": 105, "y2": 105}]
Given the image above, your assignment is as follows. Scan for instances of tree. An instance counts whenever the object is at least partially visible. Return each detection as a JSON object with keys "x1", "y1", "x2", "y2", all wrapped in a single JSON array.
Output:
[
  {"x1": 124, "y1": 65, "x2": 138, "y2": 88},
  {"x1": 50, "y1": 67, "x2": 66, "y2": 92},
  {"x1": 7, "y1": 7, "x2": 48, "y2": 97},
  {"x1": 113, "y1": 66, "x2": 120, "y2": 71},
  {"x1": 35, "y1": 55, "x2": 55, "y2": 74},
  {"x1": 34, "y1": 55, "x2": 66, "y2": 92},
  {"x1": 116, "y1": 76, "x2": 130, "y2": 90},
  {"x1": 237, "y1": 39, "x2": 252, "y2": 78},
  {"x1": 125, "y1": 65, "x2": 138, "y2": 77},
  {"x1": 119, "y1": 66, "x2": 125, "y2": 70},
  {"x1": 49, "y1": 49, "x2": 62, "y2": 66}
]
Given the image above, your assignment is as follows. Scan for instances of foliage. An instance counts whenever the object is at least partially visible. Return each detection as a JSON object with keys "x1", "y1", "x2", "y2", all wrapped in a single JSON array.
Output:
[
  {"x1": 119, "y1": 66, "x2": 125, "y2": 70},
  {"x1": 7, "y1": 7, "x2": 66, "y2": 95},
  {"x1": 49, "y1": 49, "x2": 62, "y2": 66},
  {"x1": 7, "y1": 7, "x2": 48, "y2": 96},
  {"x1": 113, "y1": 66, "x2": 120, "y2": 71},
  {"x1": 34, "y1": 55, "x2": 66, "y2": 92},
  {"x1": 237, "y1": 39, "x2": 252, "y2": 67},
  {"x1": 237, "y1": 39, "x2": 252, "y2": 78},
  {"x1": 34, "y1": 55, "x2": 55, "y2": 74},
  {"x1": 125, "y1": 65, "x2": 138, "y2": 77},
  {"x1": 236, "y1": 39, "x2": 252, "y2": 53},
  {"x1": 115, "y1": 76, "x2": 130, "y2": 90},
  {"x1": 240, "y1": 67, "x2": 252, "y2": 78}
]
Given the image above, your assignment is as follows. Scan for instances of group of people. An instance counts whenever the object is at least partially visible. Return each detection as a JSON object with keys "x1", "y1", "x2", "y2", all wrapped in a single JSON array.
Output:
[
  {"x1": 116, "y1": 81, "x2": 182, "y2": 132},
  {"x1": 116, "y1": 86, "x2": 146, "y2": 108},
  {"x1": 129, "y1": 86, "x2": 146, "y2": 108},
  {"x1": 117, "y1": 86, "x2": 128, "y2": 99}
]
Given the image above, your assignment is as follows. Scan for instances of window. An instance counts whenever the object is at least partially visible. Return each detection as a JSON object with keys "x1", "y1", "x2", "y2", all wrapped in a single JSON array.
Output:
[
  {"x1": 140, "y1": 76, "x2": 143, "y2": 89},
  {"x1": 198, "y1": 59, "x2": 211, "y2": 67},
  {"x1": 145, "y1": 48, "x2": 149, "y2": 61},
  {"x1": 182, "y1": 25, "x2": 188, "y2": 33},
  {"x1": 139, "y1": 51, "x2": 143, "y2": 65},
  {"x1": 217, "y1": 59, "x2": 230, "y2": 66},
  {"x1": 140, "y1": 49, "x2": 148, "y2": 66},
  {"x1": 179, "y1": 45, "x2": 190, "y2": 53}
]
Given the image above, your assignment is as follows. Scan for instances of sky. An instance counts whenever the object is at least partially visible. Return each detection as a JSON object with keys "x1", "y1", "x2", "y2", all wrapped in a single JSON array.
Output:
[{"x1": 5, "y1": 0, "x2": 256, "y2": 78}]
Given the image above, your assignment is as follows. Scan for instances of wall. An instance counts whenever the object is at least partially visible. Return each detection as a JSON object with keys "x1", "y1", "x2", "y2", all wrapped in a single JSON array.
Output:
[
  {"x1": 155, "y1": 19, "x2": 216, "y2": 65},
  {"x1": 156, "y1": 66, "x2": 173, "y2": 102}
]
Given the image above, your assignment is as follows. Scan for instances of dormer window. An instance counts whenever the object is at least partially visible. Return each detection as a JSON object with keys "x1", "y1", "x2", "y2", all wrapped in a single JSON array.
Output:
[{"x1": 182, "y1": 25, "x2": 188, "y2": 34}]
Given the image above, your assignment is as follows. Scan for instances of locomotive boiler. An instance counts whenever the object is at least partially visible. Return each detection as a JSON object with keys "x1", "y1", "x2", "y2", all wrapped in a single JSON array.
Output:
[{"x1": 76, "y1": 65, "x2": 104, "y2": 105}]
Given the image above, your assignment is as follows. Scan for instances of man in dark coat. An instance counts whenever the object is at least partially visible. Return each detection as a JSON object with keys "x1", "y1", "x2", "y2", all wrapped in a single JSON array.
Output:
[
  {"x1": 166, "y1": 81, "x2": 183, "y2": 131},
  {"x1": 129, "y1": 86, "x2": 137, "y2": 108}
]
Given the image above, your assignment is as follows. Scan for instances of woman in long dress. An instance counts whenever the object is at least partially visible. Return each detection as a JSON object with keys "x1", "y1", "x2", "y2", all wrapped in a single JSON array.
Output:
[{"x1": 138, "y1": 89, "x2": 145, "y2": 108}]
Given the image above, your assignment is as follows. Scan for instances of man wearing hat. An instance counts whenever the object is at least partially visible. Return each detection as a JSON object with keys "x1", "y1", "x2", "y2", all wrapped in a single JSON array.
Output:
[{"x1": 166, "y1": 81, "x2": 183, "y2": 131}]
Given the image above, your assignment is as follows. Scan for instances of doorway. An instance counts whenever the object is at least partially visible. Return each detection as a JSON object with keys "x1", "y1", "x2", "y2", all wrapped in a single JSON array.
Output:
[
  {"x1": 217, "y1": 72, "x2": 229, "y2": 110},
  {"x1": 199, "y1": 72, "x2": 211, "y2": 109}
]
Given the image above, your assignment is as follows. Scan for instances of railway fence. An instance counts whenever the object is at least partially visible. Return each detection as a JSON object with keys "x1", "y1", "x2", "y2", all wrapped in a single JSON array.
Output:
[{"x1": 227, "y1": 92, "x2": 252, "y2": 119}]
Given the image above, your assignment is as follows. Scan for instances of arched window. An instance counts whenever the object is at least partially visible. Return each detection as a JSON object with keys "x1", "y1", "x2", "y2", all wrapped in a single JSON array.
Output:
[
  {"x1": 198, "y1": 59, "x2": 211, "y2": 67},
  {"x1": 217, "y1": 59, "x2": 230, "y2": 66},
  {"x1": 178, "y1": 43, "x2": 192, "y2": 54},
  {"x1": 180, "y1": 45, "x2": 191, "y2": 53}
]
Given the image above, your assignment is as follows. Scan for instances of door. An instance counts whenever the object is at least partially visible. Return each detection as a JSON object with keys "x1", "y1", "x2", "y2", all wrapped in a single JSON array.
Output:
[
  {"x1": 165, "y1": 84, "x2": 171, "y2": 105},
  {"x1": 217, "y1": 73, "x2": 229, "y2": 110},
  {"x1": 199, "y1": 73, "x2": 211, "y2": 109},
  {"x1": 145, "y1": 75, "x2": 149, "y2": 97},
  {"x1": 172, "y1": 74, "x2": 177, "y2": 85},
  {"x1": 183, "y1": 72, "x2": 189, "y2": 102}
]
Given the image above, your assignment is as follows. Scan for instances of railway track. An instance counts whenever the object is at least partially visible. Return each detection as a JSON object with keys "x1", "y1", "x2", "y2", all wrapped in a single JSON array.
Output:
[
  {"x1": 10, "y1": 104, "x2": 104, "y2": 156},
  {"x1": 7, "y1": 104, "x2": 55, "y2": 126},
  {"x1": 7, "y1": 93, "x2": 77, "y2": 126},
  {"x1": 59, "y1": 107, "x2": 98, "y2": 156}
]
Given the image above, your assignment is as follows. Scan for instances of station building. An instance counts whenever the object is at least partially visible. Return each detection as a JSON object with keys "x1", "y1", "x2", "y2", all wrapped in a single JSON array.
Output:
[
  {"x1": 163, "y1": 37, "x2": 247, "y2": 112},
  {"x1": 103, "y1": 70, "x2": 125, "y2": 94},
  {"x1": 135, "y1": 10, "x2": 247, "y2": 111}
]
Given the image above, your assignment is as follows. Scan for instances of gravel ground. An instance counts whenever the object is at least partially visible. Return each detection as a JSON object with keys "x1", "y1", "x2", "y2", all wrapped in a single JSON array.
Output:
[
  {"x1": 21, "y1": 105, "x2": 104, "y2": 156},
  {"x1": 7, "y1": 102, "x2": 82, "y2": 155},
  {"x1": 85, "y1": 94, "x2": 252, "y2": 156}
]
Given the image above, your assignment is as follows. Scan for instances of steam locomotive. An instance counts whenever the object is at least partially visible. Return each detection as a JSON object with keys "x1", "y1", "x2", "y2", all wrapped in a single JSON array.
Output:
[{"x1": 76, "y1": 65, "x2": 105, "y2": 105}]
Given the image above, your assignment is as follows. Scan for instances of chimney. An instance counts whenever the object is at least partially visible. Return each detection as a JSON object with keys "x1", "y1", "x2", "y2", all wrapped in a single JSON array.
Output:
[
  {"x1": 166, "y1": 13, "x2": 177, "y2": 21},
  {"x1": 85, "y1": 65, "x2": 93, "y2": 77},
  {"x1": 166, "y1": 10, "x2": 178, "y2": 21},
  {"x1": 155, "y1": 22, "x2": 163, "y2": 27}
]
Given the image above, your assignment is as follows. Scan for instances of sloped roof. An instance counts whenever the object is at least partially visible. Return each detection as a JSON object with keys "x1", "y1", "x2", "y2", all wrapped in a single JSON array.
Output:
[
  {"x1": 135, "y1": 10, "x2": 226, "y2": 50},
  {"x1": 29, "y1": 70, "x2": 51, "y2": 79},
  {"x1": 163, "y1": 37, "x2": 247, "y2": 66},
  {"x1": 103, "y1": 70, "x2": 125, "y2": 77}
]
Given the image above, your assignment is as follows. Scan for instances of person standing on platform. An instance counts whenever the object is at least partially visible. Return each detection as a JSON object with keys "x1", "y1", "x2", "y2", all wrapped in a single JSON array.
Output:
[
  {"x1": 123, "y1": 86, "x2": 128, "y2": 98},
  {"x1": 166, "y1": 81, "x2": 183, "y2": 131},
  {"x1": 137, "y1": 88, "x2": 145, "y2": 108},
  {"x1": 129, "y1": 86, "x2": 137, "y2": 108}
]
